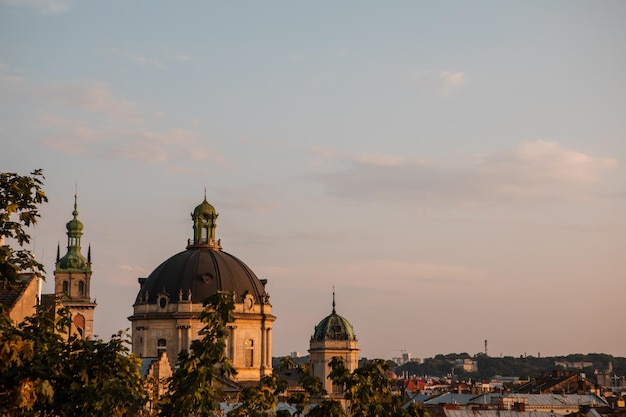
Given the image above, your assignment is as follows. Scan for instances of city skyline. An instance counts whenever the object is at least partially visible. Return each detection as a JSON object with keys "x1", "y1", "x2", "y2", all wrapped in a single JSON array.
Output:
[{"x1": 1, "y1": 1, "x2": 624, "y2": 359}]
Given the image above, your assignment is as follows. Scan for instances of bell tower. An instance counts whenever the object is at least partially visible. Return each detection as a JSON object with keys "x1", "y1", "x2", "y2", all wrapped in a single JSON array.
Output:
[
  {"x1": 309, "y1": 290, "x2": 359, "y2": 397},
  {"x1": 54, "y1": 193, "x2": 97, "y2": 338}
]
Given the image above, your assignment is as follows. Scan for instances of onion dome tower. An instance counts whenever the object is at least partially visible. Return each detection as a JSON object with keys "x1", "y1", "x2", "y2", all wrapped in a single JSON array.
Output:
[
  {"x1": 129, "y1": 196, "x2": 275, "y2": 382},
  {"x1": 53, "y1": 193, "x2": 96, "y2": 338},
  {"x1": 309, "y1": 290, "x2": 359, "y2": 396}
]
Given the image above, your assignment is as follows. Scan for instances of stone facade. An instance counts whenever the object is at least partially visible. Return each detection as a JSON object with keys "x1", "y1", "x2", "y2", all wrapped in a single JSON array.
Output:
[
  {"x1": 131, "y1": 293, "x2": 275, "y2": 382},
  {"x1": 0, "y1": 273, "x2": 38, "y2": 324},
  {"x1": 310, "y1": 338, "x2": 360, "y2": 395}
]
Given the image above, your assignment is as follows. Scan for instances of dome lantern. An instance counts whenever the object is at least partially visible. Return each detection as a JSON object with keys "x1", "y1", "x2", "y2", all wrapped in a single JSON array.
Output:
[{"x1": 190, "y1": 192, "x2": 220, "y2": 249}]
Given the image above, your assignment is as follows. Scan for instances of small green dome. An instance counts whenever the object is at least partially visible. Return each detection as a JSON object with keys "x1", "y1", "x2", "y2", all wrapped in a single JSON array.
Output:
[
  {"x1": 66, "y1": 216, "x2": 83, "y2": 233},
  {"x1": 193, "y1": 198, "x2": 216, "y2": 217},
  {"x1": 312, "y1": 312, "x2": 356, "y2": 341}
]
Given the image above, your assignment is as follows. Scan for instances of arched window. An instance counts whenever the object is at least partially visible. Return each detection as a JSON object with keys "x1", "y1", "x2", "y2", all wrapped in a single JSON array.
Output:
[
  {"x1": 62, "y1": 281, "x2": 69, "y2": 295},
  {"x1": 157, "y1": 339, "x2": 167, "y2": 355},
  {"x1": 73, "y1": 314, "x2": 85, "y2": 338},
  {"x1": 78, "y1": 281, "x2": 85, "y2": 297},
  {"x1": 244, "y1": 339, "x2": 254, "y2": 367}
]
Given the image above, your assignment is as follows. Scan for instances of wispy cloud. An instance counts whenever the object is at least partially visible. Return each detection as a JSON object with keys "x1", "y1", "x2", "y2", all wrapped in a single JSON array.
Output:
[
  {"x1": 105, "y1": 47, "x2": 195, "y2": 68},
  {"x1": 315, "y1": 140, "x2": 617, "y2": 206},
  {"x1": 410, "y1": 70, "x2": 467, "y2": 95},
  {"x1": 38, "y1": 115, "x2": 99, "y2": 154},
  {"x1": 107, "y1": 47, "x2": 166, "y2": 69},
  {"x1": 39, "y1": 116, "x2": 227, "y2": 165},
  {"x1": 439, "y1": 71, "x2": 466, "y2": 87},
  {"x1": 0, "y1": 61, "x2": 25, "y2": 83},
  {"x1": 0, "y1": 0, "x2": 71, "y2": 14},
  {"x1": 353, "y1": 153, "x2": 407, "y2": 167},
  {"x1": 119, "y1": 264, "x2": 148, "y2": 274},
  {"x1": 35, "y1": 81, "x2": 141, "y2": 122}
]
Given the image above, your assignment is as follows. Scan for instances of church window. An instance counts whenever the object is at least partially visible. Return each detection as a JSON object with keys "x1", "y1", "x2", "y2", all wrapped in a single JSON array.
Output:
[
  {"x1": 73, "y1": 314, "x2": 85, "y2": 338},
  {"x1": 333, "y1": 325, "x2": 342, "y2": 339},
  {"x1": 244, "y1": 339, "x2": 254, "y2": 367},
  {"x1": 78, "y1": 281, "x2": 85, "y2": 297},
  {"x1": 332, "y1": 382, "x2": 343, "y2": 394},
  {"x1": 157, "y1": 338, "x2": 167, "y2": 354},
  {"x1": 62, "y1": 281, "x2": 69, "y2": 295}
]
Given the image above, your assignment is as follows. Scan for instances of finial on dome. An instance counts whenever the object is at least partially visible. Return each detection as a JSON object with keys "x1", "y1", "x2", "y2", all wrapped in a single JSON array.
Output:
[
  {"x1": 73, "y1": 185, "x2": 79, "y2": 219},
  {"x1": 332, "y1": 286, "x2": 336, "y2": 314}
]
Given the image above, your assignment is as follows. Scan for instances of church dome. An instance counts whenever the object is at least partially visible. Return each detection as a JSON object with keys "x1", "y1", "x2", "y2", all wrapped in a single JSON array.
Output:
[
  {"x1": 134, "y1": 198, "x2": 267, "y2": 306},
  {"x1": 311, "y1": 293, "x2": 356, "y2": 341},
  {"x1": 135, "y1": 248, "x2": 267, "y2": 305}
]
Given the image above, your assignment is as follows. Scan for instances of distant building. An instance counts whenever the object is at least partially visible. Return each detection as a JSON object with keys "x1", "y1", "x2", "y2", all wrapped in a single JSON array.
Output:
[
  {"x1": 413, "y1": 392, "x2": 609, "y2": 417},
  {"x1": 554, "y1": 361, "x2": 593, "y2": 370},
  {"x1": 515, "y1": 370, "x2": 598, "y2": 394},
  {"x1": 0, "y1": 273, "x2": 38, "y2": 324},
  {"x1": 309, "y1": 291, "x2": 359, "y2": 397},
  {"x1": 455, "y1": 358, "x2": 478, "y2": 373}
]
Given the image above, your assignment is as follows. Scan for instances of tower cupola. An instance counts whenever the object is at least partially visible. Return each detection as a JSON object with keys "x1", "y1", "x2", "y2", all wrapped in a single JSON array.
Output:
[{"x1": 190, "y1": 193, "x2": 220, "y2": 249}]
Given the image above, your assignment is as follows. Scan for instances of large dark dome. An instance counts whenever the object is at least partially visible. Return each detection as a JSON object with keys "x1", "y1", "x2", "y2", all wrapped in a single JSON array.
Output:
[{"x1": 135, "y1": 247, "x2": 267, "y2": 305}]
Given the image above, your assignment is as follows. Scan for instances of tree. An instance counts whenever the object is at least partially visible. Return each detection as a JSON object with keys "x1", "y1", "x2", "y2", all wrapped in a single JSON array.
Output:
[
  {"x1": 328, "y1": 357, "x2": 425, "y2": 417},
  {"x1": 157, "y1": 291, "x2": 237, "y2": 417},
  {"x1": 0, "y1": 169, "x2": 48, "y2": 286},
  {"x1": 283, "y1": 363, "x2": 328, "y2": 417},
  {"x1": 227, "y1": 374, "x2": 287, "y2": 417},
  {"x1": 0, "y1": 303, "x2": 147, "y2": 417}
]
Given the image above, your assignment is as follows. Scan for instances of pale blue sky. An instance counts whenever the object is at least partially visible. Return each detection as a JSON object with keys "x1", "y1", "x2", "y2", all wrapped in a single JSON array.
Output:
[{"x1": 1, "y1": 1, "x2": 625, "y2": 360}]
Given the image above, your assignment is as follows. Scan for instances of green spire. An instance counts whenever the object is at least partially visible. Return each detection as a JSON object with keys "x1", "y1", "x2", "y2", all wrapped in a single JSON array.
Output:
[{"x1": 57, "y1": 193, "x2": 89, "y2": 271}]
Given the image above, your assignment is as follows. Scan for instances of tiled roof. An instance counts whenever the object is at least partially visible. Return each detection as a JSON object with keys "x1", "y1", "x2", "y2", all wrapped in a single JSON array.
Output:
[
  {"x1": 500, "y1": 394, "x2": 608, "y2": 407},
  {"x1": 445, "y1": 410, "x2": 562, "y2": 417},
  {"x1": 0, "y1": 275, "x2": 34, "y2": 310}
]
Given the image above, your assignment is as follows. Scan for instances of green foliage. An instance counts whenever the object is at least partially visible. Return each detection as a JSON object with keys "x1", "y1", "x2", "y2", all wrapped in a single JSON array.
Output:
[
  {"x1": 307, "y1": 399, "x2": 347, "y2": 417},
  {"x1": 396, "y1": 352, "x2": 626, "y2": 380},
  {"x1": 328, "y1": 357, "x2": 425, "y2": 417},
  {"x1": 228, "y1": 374, "x2": 287, "y2": 417},
  {"x1": 0, "y1": 169, "x2": 48, "y2": 286},
  {"x1": 284, "y1": 363, "x2": 326, "y2": 416},
  {"x1": 157, "y1": 291, "x2": 237, "y2": 417},
  {"x1": 0, "y1": 303, "x2": 146, "y2": 417}
]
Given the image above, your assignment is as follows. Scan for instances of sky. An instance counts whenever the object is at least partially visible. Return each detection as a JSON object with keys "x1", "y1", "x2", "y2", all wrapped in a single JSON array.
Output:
[{"x1": 1, "y1": 1, "x2": 625, "y2": 361}]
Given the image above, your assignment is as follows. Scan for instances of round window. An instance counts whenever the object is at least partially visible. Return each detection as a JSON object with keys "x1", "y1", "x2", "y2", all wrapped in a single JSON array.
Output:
[{"x1": 158, "y1": 296, "x2": 168, "y2": 309}]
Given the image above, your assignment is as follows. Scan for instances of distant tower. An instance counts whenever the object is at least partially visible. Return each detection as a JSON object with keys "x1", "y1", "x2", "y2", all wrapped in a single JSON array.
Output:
[
  {"x1": 485, "y1": 339, "x2": 488, "y2": 356},
  {"x1": 54, "y1": 193, "x2": 96, "y2": 338},
  {"x1": 309, "y1": 289, "x2": 359, "y2": 397}
]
